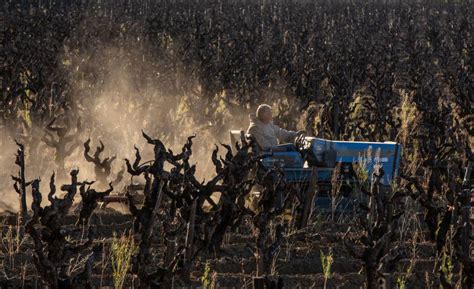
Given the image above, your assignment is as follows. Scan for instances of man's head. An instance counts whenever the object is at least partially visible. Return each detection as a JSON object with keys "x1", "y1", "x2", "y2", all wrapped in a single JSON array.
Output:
[{"x1": 256, "y1": 104, "x2": 273, "y2": 124}]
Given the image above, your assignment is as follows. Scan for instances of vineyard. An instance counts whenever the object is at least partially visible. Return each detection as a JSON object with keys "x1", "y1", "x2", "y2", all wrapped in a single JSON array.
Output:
[{"x1": 0, "y1": 0, "x2": 473, "y2": 288}]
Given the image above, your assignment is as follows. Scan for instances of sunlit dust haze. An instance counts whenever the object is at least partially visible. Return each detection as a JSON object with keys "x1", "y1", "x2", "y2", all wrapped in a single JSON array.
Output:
[{"x1": 0, "y1": 10, "x2": 306, "y2": 212}]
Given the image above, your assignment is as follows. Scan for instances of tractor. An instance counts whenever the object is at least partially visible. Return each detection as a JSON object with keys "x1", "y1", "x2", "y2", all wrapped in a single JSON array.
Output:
[
  {"x1": 229, "y1": 130, "x2": 402, "y2": 227},
  {"x1": 102, "y1": 130, "x2": 402, "y2": 227}
]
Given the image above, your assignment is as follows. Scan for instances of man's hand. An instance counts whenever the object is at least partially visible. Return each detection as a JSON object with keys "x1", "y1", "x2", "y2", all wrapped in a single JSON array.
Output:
[
  {"x1": 294, "y1": 131, "x2": 306, "y2": 148},
  {"x1": 296, "y1": 130, "x2": 306, "y2": 137}
]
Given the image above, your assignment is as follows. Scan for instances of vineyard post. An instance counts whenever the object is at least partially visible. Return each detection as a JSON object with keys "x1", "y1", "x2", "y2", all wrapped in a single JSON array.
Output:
[
  {"x1": 300, "y1": 166, "x2": 318, "y2": 228},
  {"x1": 183, "y1": 198, "x2": 197, "y2": 280},
  {"x1": 184, "y1": 198, "x2": 197, "y2": 260},
  {"x1": 12, "y1": 141, "x2": 30, "y2": 224},
  {"x1": 17, "y1": 144, "x2": 27, "y2": 221}
]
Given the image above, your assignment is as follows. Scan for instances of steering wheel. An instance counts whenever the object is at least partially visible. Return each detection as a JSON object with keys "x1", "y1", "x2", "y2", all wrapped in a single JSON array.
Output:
[{"x1": 293, "y1": 131, "x2": 307, "y2": 151}]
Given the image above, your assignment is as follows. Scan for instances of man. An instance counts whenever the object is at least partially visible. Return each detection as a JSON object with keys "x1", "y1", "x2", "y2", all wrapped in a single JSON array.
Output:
[{"x1": 247, "y1": 104, "x2": 304, "y2": 151}]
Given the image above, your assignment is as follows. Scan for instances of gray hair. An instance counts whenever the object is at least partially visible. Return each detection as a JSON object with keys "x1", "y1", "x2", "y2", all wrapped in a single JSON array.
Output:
[{"x1": 256, "y1": 104, "x2": 272, "y2": 120}]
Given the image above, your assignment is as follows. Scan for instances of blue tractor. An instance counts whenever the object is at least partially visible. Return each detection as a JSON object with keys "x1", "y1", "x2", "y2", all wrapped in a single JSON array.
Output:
[{"x1": 229, "y1": 130, "x2": 402, "y2": 226}]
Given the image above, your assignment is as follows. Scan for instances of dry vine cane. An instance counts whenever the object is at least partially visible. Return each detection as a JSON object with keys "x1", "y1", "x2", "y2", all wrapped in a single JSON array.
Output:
[
  {"x1": 124, "y1": 131, "x2": 197, "y2": 288},
  {"x1": 448, "y1": 162, "x2": 473, "y2": 289},
  {"x1": 201, "y1": 138, "x2": 261, "y2": 252},
  {"x1": 41, "y1": 116, "x2": 82, "y2": 174},
  {"x1": 252, "y1": 167, "x2": 290, "y2": 289},
  {"x1": 25, "y1": 169, "x2": 110, "y2": 289},
  {"x1": 83, "y1": 138, "x2": 124, "y2": 186},
  {"x1": 456, "y1": 162, "x2": 474, "y2": 288},
  {"x1": 345, "y1": 163, "x2": 407, "y2": 289},
  {"x1": 123, "y1": 131, "x2": 266, "y2": 287}
]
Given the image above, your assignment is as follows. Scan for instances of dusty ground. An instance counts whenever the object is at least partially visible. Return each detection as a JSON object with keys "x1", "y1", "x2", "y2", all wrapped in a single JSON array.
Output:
[{"x1": 0, "y1": 208, "x2": 439, "y2": 289}]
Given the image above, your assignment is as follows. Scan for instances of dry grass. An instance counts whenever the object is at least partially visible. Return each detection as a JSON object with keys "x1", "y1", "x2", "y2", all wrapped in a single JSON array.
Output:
[{"x1": 111, "y1": 231, "x2": 137, "y2": 289}]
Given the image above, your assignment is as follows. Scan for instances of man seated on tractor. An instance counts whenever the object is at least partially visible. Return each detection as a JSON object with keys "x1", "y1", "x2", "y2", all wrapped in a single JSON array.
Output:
[{"x1": 247, "y1": 104, "x2": 304, "y2": 152}]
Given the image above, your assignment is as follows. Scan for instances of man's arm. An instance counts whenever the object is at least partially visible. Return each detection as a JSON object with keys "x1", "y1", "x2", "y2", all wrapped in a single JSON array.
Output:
[{"x1": 273, "y1": 124, "x2": 298, "y2": 143}]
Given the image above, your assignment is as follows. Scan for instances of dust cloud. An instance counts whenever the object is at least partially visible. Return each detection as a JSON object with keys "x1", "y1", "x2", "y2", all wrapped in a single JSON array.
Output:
[
  {"x1": 0, "y1": 43, "x2": 252, "y2": 212},
  {"x1": 0, "y1": 13, "x2": 304, "y2": 212}
]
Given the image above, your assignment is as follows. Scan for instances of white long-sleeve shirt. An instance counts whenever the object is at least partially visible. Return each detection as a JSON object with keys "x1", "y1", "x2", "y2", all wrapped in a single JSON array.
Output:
[{"x1": 246, "y1": 114, "x2": 298, "y2": 150}]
